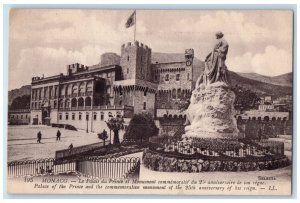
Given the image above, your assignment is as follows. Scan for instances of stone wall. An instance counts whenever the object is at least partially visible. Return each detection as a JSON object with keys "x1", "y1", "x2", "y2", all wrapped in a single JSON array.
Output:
[
  {"x1": 158, "y1": 118, "x2": 185, "y2": 137},
  {"x1": 152, "y1": 62, "x2": 193, "y2": 90},
  {"x1": 237, "y1": 118, "x2": 293, "y2": 139},
  {"x1": 30, "y1": 110, "x2": 42, "y2": 124},
  {"x1": 152, "y1": 62, "x2": 193, "y2": 110}
]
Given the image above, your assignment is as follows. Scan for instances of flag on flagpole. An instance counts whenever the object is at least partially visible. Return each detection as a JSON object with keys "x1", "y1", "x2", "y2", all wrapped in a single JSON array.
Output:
[{"x1": 125, "y1": 10, "x2": 136, "y2": 28}]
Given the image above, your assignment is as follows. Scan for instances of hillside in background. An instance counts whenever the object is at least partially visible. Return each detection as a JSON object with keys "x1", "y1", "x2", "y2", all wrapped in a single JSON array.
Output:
[
  {"x1": 8, "y1": 85, "x2": 31, "y2": 106},
  {"x1": 237, "y1": 72, "x2": 292, "y2": 87},
  {"x1": 229, "y1": 71, "x2": 292, "y2": 98}
]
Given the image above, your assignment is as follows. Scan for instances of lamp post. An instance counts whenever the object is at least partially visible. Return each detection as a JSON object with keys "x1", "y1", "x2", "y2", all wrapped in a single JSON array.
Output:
[
  {"x1": 109, "y1": 129, "x2": 112, "y2": 144},
  {"x1": 86, "y1": 113, "x2": 89, "y2": 133}
]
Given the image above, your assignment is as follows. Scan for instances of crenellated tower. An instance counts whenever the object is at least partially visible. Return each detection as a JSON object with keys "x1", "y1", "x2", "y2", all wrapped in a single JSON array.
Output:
[
  {"x1": 114, "y1": 41, "x2": 157, "y2": 117},
  {"x1": 120, "y1": 41, "x2": 152, "y2": 81}
]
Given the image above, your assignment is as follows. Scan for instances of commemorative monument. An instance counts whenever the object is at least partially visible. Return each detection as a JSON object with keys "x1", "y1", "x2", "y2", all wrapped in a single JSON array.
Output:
[
  {"x1": 143, "y1": 32, "x2": 289, "y2": 173},
  {"x1": 184, "y1": 31, "x2": 239, "y2": 139}
]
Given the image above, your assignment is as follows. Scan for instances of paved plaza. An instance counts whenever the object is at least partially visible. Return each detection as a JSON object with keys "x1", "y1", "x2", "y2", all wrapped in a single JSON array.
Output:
[{"x1": 7, "y1": 125, "x2": 105, "y2": 162}]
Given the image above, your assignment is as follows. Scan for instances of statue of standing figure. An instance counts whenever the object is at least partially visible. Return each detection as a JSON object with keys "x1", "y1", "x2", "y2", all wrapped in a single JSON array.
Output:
[
  {"x1": 196, "y1": 31, "x2": 229, "y2": 88},
  {"x1": 185, "y1": 31, "x2": 231, "y2": 126}
]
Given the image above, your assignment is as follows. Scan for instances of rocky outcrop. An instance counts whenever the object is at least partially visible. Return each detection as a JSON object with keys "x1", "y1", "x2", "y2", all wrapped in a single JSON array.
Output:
[{"x1": 184, "y1": 82, "x2": 239, "y2": 139}]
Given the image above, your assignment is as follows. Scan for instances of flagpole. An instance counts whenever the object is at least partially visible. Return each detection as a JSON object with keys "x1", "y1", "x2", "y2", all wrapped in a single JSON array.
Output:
[{"x1": 134, "y1": 10, "x2": 136, "y2": 42}]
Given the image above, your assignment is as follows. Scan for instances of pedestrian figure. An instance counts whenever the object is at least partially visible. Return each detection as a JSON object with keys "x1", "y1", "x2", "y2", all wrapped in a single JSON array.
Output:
[
  {"x1": 39, "y1": 166, "x2": 45, "y2": 174},
  {"x1": 68, "y1": 143, "x2": 73, "y2": 154},
  {"x1": 56, "y1": 130, "x2": 61, "y2": 141},
  {"x1": 37, "y1": 131, "x2": 42, "y2": 143}
]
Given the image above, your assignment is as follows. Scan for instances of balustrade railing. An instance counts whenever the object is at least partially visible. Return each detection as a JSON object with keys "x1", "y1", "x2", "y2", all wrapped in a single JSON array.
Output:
[{"x1": 7, "y1": 157, "x2": 141, "y2": 180}]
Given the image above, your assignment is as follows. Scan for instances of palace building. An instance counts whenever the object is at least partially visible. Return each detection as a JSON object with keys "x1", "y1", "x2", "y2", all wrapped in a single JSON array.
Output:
[{"x1": 30, "y1": 41, "x2": 195, "y2": 137}]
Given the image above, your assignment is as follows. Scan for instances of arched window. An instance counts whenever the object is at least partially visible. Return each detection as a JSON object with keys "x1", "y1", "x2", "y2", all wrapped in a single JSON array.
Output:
[
  {"x1": 71, "y1": 98, "x2": 77, "y2": 108},
  {"x1": 177, "y1": 89, "x2": 181, "y2": 99},
  {"x1": 176, "y1": 74, "x2": 180, "y2": 81},
  {"x1": 165, "y1": 74, "x2": 169, "y2": 81},
  {"x1": 85, "y1": 97, "x2": 92, "y2": 107},
  {"x1": 78, "y1": 97, "x2": 84, "y2": 107},
  {"x1": 119, "y1": 100, "x2": 123, "y2": 106},
  {"x1": 172, "y1": 89, "x2": 176, "y2": 99},
  {"x1": 143, "y1": 102, "x2": 146, "y2": 110}
]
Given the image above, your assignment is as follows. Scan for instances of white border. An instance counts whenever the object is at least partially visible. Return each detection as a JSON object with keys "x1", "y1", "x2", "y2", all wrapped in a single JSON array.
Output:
[{"x1": 1, "y1": 1, "x2": 299, "y2": 202}]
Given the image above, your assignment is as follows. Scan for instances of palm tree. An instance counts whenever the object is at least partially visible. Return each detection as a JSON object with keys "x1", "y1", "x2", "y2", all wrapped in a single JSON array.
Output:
[{"x1": 105, "y1": 117, "x2": 124, "y2": 145}]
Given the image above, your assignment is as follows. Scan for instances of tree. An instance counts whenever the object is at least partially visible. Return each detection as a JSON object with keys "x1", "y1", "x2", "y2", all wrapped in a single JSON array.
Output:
[
  {"x1": 232, "y1": 85, "x2": 261, "y2": 111},
  {"x1": 105, "y1": 117, "x2": 124, "y2": 145},
  {"x1": 124, "y1": 113, "x2": 159, "y2": 143},
  {"x1": 98, "y1": 130, "x2": 108, "y2": 146}
]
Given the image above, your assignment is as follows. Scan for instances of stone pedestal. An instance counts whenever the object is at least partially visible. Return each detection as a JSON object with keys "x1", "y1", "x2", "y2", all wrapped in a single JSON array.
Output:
[{"x1": 183, "y1": 82, "x2": 239, "y2": 139}]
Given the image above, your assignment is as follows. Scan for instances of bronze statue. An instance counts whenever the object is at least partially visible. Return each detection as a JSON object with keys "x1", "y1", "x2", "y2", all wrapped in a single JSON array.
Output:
[{"x1": 196, "y1": 31, "x2": 229, "y2": 88}]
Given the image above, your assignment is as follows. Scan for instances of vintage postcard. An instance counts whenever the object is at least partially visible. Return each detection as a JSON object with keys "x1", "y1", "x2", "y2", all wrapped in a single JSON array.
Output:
[{"x1": 7, "y1": 9, "x2": 293, "y2": 195}]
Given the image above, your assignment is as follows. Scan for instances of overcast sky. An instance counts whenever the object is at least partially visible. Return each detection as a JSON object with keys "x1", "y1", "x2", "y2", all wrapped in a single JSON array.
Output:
[{"x1": 9, "y1": 9, "x2": 293, "y2": 90}]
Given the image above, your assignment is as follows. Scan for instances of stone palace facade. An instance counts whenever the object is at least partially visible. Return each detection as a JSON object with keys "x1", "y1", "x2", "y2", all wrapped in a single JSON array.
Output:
[{"x1": 30, "y1": 41, "x2": 194, "y2": 135}]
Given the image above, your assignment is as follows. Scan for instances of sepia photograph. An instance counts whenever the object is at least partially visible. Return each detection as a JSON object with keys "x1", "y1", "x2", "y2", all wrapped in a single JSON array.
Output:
[{"x1": 6, "y1": 8, "x2": 294, "y2": 195}]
